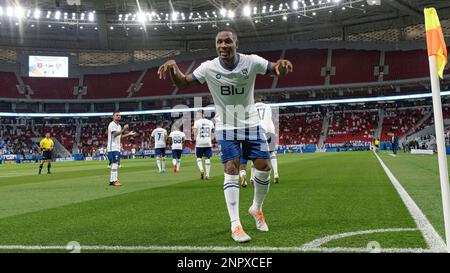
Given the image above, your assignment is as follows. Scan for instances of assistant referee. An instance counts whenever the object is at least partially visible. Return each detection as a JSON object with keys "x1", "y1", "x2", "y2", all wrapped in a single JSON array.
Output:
[{"x1": 39, "y1": 132, "x2": 54, "y2": 175}]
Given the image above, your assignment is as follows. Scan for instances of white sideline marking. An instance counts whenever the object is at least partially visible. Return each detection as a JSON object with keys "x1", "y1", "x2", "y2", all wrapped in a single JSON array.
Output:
[
  {"x1": 374, "y1": 151, "x2": 447, "y2": 252},
  {"x1": 389, "y1": 154, "x2": 397, "y2": 157},
  {"x1": 302, "y1": 228, "x2": 418, "y2": 248},
  {"x1": 0, "y1": 244, "x2": 435, "y2": 253}
]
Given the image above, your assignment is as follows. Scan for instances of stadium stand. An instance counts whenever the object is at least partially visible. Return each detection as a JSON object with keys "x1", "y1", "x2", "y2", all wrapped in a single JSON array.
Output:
[
  {"x1": 83, "y1": 71, "x2": 142, "y2": 99},
  {"x1": 0, "y1": 72, "x2": 22, "y2": 98},
  {"x1": 22, "y1": 77, "x2": 79, "y2": 99},
  {"x1": 330, "y1": 49, "x2": 380, "y2": 84},
  {"x1": 383, "y1": 49, "x2": 429, "y2": 81},
  {"x1": 325, "y1": 111, "x2": 378, "y2": 143},
  {"x1": 276, "y1": 49, "x2": 328, "y2": 88}
]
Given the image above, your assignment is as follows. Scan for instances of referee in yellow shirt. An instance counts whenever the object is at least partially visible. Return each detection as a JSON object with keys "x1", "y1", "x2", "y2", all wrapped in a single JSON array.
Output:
[{"x1": 39, "y1": 132, "x2": 54, "y2": 174}]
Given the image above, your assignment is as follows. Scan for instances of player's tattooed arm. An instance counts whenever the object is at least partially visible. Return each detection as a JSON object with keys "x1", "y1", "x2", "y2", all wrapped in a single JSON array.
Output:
[{"x1": 158, "y1": 60, "x2": 200, "y2": 90}]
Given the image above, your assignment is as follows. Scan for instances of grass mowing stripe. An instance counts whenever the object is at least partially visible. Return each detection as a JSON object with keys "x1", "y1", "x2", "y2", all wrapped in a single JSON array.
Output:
[
  {"x1": 0, "y1": 152, "x2": 427, "y2": 251},
  {"x1": 373, "y1": 151, "x2": 446, "y2": 252}
]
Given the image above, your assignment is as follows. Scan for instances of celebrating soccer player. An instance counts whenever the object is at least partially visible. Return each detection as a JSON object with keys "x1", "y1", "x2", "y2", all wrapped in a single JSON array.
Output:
[
  {"x1": 158, "y1": 28, "x2": 293, "y2": 243},
  {"x1": 107, "y1": 111, "x2": 137, "y2": 187},
  {"x1": 151, "y1": 121, "x2": 168, "y2": 173},
  {"x1": 193, "y1": 110, "x2": 215, "y2": 180},
  {"x1": 168, "y1": 124, "x2": 186, "y2": 173}
]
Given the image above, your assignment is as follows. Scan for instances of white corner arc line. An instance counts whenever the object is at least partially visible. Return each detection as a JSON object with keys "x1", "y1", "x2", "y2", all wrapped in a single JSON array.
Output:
[
  {"x1": 0, "y1": 244, "x2": 434, "y2": 253},
  {"x1": 374, "y1": 151, "x2": 447, "y2": 252},
  {"x1": 302, "y1": 228, "x2": 418, "y2": 248}
]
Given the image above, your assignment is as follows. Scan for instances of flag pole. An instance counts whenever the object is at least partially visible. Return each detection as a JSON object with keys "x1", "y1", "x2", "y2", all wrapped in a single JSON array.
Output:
[{"x1": 428, "y1": 55, "x2": 450, "y2": 253}]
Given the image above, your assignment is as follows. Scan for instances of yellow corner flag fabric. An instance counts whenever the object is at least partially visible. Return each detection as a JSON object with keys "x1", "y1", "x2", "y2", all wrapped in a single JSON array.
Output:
[{"x1": 425, "y1": 8, "x2": 448, "y2": 79}]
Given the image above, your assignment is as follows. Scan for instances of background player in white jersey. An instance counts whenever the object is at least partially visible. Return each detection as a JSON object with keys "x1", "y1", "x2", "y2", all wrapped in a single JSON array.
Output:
[
  {"x1": 193, "y1": 110, "x2": 215, "y2": 180},
  {"x1": 151, "y1": 121, "x2": 168, "y2": 173},
  {"x1": 256, "y1": 100, "x2": 279, "y2": 183},
  {"x1": 240, "y1": 98, "x2": 280, "y2": 186},
  {"x1": 158, "y1": 28, "x2": 292, "y2": 243},
  {"x1": 107, "y1": 111, "x2": 137, "y2": 187},
  {"x1": 169, "y1": 126, "x2": 186, "y2": 173}
]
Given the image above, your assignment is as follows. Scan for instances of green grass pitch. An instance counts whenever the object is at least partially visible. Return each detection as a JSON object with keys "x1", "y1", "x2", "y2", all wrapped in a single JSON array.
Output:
[{"x1": 0, "y1": 151, "x2": 447, "y2": 252}]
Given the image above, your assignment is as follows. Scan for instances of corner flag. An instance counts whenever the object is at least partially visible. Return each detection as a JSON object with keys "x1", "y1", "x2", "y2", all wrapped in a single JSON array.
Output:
[
  {"x1": 425, "y1": 7, "x2": 450, "y2": 253},
  {"x1": 425, "y1": 7, "x2": 448, "y2": 79}
]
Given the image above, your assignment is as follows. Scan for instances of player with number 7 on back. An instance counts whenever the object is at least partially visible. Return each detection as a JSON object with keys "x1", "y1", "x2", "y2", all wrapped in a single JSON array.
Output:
[{"x1": 158, "y1": 28, "x2": 293, "y2": 243}]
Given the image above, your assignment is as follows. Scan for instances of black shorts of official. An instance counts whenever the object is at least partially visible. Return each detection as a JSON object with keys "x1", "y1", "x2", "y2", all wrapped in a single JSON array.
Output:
[{"x1": 42, "y1": 150, "x2": 52, "y2": 160}]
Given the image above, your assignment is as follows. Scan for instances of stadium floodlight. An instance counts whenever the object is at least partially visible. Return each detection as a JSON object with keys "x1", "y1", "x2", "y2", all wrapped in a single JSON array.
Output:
[
  {"x1": 292, "y1": 1, "x2": 299, "y2": 10},
  {"x1": 220, "y1": 8, "x2": 227, "y2": 17},
  {"x1": 88, "y1": 12, "x2": 94, "y2": 21},
  {"x1": 72, "y1": 12, "x2": 76, "y2": 19},
  {"x1": 243, "y1": 5, "x2": 251, "y2": 17},
  {"x1": 262, "y1": 6, "x2": 266, "y2": 13},
  {"x1": 55, "y1": 10, "x2": 61, "y2": 20},
  {"x1": 61, "y1": 25, "x2": 65, "y2": 29},
  {"x1": 172, "y1": 11, "x2": 178, "y2": 21},
  {"x1": 48, "y1": 24, "x2": 51, "y2": 28},
  {"x1": 269, "y1": 5, "x2": 273, "y2": 12},
  {"x1": 334, "y1": 0, "x2": 342, "y2": 3},
  {"x1": 6, "y1": 7, "x2": 13, "y2": 17},
  {"x1": 46, "y1": 11, "x2": 51, "y2": 19},
  {"x1": 80, "y1": 12, "x2": 85, "y2": 20},
  {"x1": 228, "y1": 10, "x2": 235, "y2": 19},
  {"x1": 279, "y1": 3, "x2": 283, "y2": 11},
  {"x1": 79, "y1": 25, "x2": 83, "y2": 29},
  {"x1": 253, "y1": 7, "x2": 257, "y2": 15},
  {"x1": 26, "y1": 9, "x2": 31, "y2": 17},
  {"x1": 282, "y1": 15, "x2": 287, "y2": 21},
  {"x1": 33, "y1": 9, "x2": 40, "y2": 19},
  {"x1": 109, "y1": 26, "x2": 114, "y2": 30},
  {"x1": 15, "y1": 6, "x2": 25, "y2": 18},
  {"x1": 64, "y1": 12, "x2": 68, "y2": 19},
  {"x1": 137, "y1": 12, "x2": 146, "y2": 23}
]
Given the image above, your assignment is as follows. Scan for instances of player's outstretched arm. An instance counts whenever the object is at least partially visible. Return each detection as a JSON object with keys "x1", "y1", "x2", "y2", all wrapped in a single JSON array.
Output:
[
  {"x1": 122, "y1": 131, "x2": 137, "y2": 138},
  {"x1": 269, "y1": 59, "x2": 293, "y2": 77},
  {"x1": 157, "y1": 60, "x2": 199, "y2": 90}
]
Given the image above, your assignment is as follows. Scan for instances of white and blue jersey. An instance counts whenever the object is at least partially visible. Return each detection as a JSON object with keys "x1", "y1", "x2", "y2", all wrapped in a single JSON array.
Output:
[
  {"x1": 192, "y1": 53, "x2": 272, "y2": 163},
  {"x1": 107, "y1": 121, "x2": 122, "y2": 163}
]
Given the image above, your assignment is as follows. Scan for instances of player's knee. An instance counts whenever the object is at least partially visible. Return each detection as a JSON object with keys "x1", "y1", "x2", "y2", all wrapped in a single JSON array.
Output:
[
  {"x1": 224, "y1": 160, "x2": 239, "y2": 175},
  {"x1": 254, "y1": 159, "x2": 271, "y2": 172}
]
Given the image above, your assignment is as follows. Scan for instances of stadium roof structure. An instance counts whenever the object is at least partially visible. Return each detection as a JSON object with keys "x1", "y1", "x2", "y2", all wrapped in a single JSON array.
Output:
[{"x1": 0, "y1": 0, "x2": 450, "y2": 52}]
